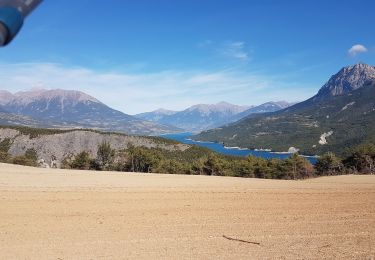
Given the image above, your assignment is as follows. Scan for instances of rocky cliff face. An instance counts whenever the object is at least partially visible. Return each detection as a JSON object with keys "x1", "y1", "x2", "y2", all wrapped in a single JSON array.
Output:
[
  {"x1": 315, "y1": 63, "x2": 375, "y2": 99},
  {"x1": 0, "y1": 128, "x2": 188, "y2": 168}
]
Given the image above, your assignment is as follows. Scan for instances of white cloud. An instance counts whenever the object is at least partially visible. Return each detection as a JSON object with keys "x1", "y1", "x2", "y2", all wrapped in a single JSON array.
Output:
[
  {"x1": 0, "y1": 62, "x2": 313, "y2": 114},
  {"x1": 0, "y1": 63, "x2": 265, "y2": 113},
  {"x1": 221, "y1": 41, "x2": 250, "y2": 61},
  {"x1": 348, "y1": 44, "x2": 368, "y2": 57}
]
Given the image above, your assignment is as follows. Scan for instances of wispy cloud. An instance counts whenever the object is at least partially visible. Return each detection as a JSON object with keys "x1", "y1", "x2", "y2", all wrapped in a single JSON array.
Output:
[
  {"x1": 348, "y1": 44, "x2": 368, "y2": 57},
  {"x1": 220, "y1": 41, "x2": 250, "y2": 61},
  {"x1": 197, "y1": 40, "x2": 214, "y2": 48},
  {"x1": 0, "y1": 62, "x2": 315, "y2": 114}
]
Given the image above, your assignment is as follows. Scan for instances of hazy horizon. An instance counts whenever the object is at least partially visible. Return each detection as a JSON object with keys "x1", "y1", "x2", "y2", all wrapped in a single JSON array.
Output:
[{"x1": 0, "y1": 0, "x2": 374, "y2": 114}]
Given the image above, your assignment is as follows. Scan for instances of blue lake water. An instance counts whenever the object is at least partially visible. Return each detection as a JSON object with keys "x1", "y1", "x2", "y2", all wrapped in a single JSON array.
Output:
[{"x1": 162, "y1": 132, "x2": 317, "y2": 164}]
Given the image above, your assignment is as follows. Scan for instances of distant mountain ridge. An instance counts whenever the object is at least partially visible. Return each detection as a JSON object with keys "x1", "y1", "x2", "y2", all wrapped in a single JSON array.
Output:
[
  {"x1": 12, "y1": 88, "x2": 100, "y2": 104},
  {"x1": 0, "y1": 90, "x2": 14, "y2": 106},
  {"x1": 135, "y1": 101, "x2": 294, "y2": 132},
  {"x1": 0, "y1": 89, "x2": 181, "y2": 135},
  {"x1": 0, "y1": 105, "x2": 7, "y2": 113},
  {"x1": 195, "y1": 63, "x2": 375, "y2": 155},
  {"x1": 135, "y1": 108, "x2": 178, "y2": 122},
  {"x1": 233, "y1": 101, "x2": 296, "y2": 121},
  {"x1": 185, "y1": 101, "x2": 250, "y2": 114}
]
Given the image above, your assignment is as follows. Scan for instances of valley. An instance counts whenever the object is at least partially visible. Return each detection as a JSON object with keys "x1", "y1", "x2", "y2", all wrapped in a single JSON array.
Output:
[
  {"x1": 162, "y1": 132, "x2": 317, "y2": 163},
  {"x1": 1, "y1": 1, "x2": 374, "y2": 259},
  {"x1": 195, "y1": 64, "x2": 375, "y2": 156}
]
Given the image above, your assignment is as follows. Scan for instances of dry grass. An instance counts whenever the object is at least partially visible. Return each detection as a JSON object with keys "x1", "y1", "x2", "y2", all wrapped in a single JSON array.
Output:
[{"x1": 0, "y1": 163, "x2": 374, "y2": 259}]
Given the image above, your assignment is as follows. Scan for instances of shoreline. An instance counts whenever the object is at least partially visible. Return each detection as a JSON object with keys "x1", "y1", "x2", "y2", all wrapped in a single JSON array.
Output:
[{"x1": 163, "y1": 133, "x2": 319, "y2": 160}]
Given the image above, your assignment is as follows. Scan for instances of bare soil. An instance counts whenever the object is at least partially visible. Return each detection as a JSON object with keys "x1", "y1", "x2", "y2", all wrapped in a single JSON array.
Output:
[{"x1": 0, "y1": 163, "x2": 374, "y2": 259}]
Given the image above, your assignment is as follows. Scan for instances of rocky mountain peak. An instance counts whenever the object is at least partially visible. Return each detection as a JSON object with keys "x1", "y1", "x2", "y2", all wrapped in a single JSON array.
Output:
[
  {"x1": 316, "y1": 63, "x2": 375, "y2": 98},
  {"x1": 0, "y1": 88, "x2": 180, "y2": 135},
  {"x1": 215, "y1": 101, "x2": 234, "y2": 107},
  {"x1": 12, "y1": 89, "x2": 101, "y2": 107},
  {"x1": 153, "y1": 108, "x2": 177, "y2": 115},
  {"x1": 186, "y1": 102, "x2": 250, "y2": 115},
  {"x1": 270, "y1": 101, "x2": 296, "y2": 108}
]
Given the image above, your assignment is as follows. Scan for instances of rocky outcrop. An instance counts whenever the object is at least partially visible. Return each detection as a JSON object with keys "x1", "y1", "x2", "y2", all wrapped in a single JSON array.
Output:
[
  {"x1": 0, "y1": 128, "x2": 19, "y2": 139},
  {"x1": 0, "y1": 128, "x2": 189, "y2": 168},
  {"x1": 316, "y1": 63, "x2": 375, "y2": 99}
]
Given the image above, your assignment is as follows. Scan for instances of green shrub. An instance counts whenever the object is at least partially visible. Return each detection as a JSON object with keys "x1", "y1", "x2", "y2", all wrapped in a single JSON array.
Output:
[
  {"x1": 70, "y1": 151, "x2": 93, "y2": 170},
  {"x1": 0, "y1": 151, "x2": 11, "y2": 163},
  {"x1": 96, "y1": 142, "x2": 116, "y2": 170},
  {"x1": 315, "y1": 152, "x2": 343, "y2": 176},
  {"x1": 12, "y1": 156, "x2": 37, "y2": 167},
  {"x1": 343, "y1": 144, "x2": 375, "y2": 174},
  {"x1": 0, "y1": 138, "x2": 11, "y2": 153},
  {"x1": 11, "y1": 148, "x2": 38, "y2": 167}
]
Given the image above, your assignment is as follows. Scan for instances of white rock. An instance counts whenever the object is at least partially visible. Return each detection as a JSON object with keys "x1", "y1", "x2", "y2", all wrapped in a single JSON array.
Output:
[
  {"x1": 341, "y1": 102, "x2": 355, "y2": 111},
  {"x1": 37, "y1": 159, "x2": 50, "y2": 168},
  {"x1": 319, "y1": 131, "x2": 333, "y2": 145},
  {"x1": 288, "y1": 147, "x2": 299, "y2": 153}
]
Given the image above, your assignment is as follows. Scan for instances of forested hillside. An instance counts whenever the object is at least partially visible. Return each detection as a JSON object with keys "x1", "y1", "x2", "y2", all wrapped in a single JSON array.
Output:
[{"x1": 195, "y1": 64, "x2": 375, "y2": 156}]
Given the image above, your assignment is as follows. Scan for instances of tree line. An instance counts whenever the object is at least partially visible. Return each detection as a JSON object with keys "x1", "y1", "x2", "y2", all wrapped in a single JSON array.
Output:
[
  {"x1": 1, "y1": 138, "x2": 374, "y2": 178},
  {"x1": 61, "y1": 142, "x2": 375, "y2": 179},
  {"x1": 0, "y1": 138, "x2": 38, "y2": 167}
]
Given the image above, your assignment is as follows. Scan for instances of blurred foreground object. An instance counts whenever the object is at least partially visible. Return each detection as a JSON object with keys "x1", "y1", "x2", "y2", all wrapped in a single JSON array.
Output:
[{"x1": 0, "y1": 0, "x2": 42, "y2": 46}]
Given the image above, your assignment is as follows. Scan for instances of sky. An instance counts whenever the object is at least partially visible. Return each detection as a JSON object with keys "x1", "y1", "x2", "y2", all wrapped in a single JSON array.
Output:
[{"x1": 0, "y1": 0, "x2": 374, "y2": 114}]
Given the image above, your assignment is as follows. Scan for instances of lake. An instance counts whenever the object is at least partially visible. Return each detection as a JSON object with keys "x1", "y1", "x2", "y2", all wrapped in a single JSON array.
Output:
[{"x1": 162, "y1": 132, "x2": 318, "y2": 164}]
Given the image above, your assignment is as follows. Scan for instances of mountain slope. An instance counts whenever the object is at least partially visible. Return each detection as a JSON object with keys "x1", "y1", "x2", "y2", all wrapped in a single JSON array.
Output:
[
  {"x1": 5, "y1": 89, "x2": 127, "y2": 121},
  {"x1": 152, "y1": 102, "x2": 251, "y2": 132},
  {"x1": 135, "y1": 108, "x2": 178, "y2": 122},
  {"x1": 0, "y1": 112, "x2": 49, "y2": 127},
  {"x1": 1, "y1": 89, "x2": 181, "y2": 135},
  {"x1": 135, "y1": 101, "x2": 294, "y2": 132},
  {"x1": 315, "y1": 63, "x2": 375, "y2": 99},
  {"x1": 232, "y1": 101, "x2": 295, "y2": 121},
  {"x1": 195, "y1": 64, "x2": 375, "y2": 156},
  {"x1": 0, "y1": 90, "x2": 14, "y2": 106}
]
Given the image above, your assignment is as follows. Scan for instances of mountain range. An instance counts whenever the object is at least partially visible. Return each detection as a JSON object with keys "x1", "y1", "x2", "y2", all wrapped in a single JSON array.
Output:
[
  {"x1": 0, "y1": 88, "x2": 295, "y2": 135},
  {"x1": 195, "y1": 63, "x2": 375, "y2": 156},
  {"x1": 0, "y1": 89, "x2": 181, "y2": 135},
  {"x1": 135, "y1": 101, "x2": 294, "y2": 132}
]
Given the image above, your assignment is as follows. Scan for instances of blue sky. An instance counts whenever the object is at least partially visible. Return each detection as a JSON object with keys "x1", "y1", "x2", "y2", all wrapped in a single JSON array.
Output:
[{"x1": 0, "y1": 0, "x2": 374, "y2": 114}]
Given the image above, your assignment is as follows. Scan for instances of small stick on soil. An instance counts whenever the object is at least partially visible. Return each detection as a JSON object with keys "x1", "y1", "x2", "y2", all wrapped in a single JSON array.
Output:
[{"x1": 223, "y1": 235, "x2": 261, "y2": 245}]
